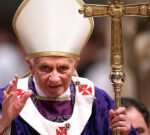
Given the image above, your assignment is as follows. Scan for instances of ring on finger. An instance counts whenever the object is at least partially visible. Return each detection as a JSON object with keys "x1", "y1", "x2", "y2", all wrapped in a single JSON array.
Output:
[{"x1": 3, "y1": 91, "x2": 8, "y2": 98}]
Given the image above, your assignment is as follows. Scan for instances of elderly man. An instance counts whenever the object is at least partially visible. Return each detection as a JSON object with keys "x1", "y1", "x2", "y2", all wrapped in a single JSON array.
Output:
[{"x1": 0, "y1": 0, "x2": 138, "y2": 134}]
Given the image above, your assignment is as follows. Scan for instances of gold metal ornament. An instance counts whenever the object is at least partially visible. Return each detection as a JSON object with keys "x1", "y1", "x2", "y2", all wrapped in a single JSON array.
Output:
[
  {"x1": 79, "y1": 0, "x2": 150, "y2": 134},
  {"x1": 3, "y1": 91, "x2": 8, "y2": 99},
  {"x1": 59, "y1": 123, "x2": 70, "y2": 135}
]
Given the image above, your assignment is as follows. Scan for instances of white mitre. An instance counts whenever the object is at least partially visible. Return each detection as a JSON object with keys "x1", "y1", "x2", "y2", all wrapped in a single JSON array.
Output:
[{"x1": 13, "y1": 0, "x2": 94, "y2": 58}]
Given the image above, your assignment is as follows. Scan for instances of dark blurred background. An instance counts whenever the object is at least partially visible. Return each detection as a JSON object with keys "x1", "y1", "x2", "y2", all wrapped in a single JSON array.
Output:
[{"x1": 0, "y1": 0, "x2": 150, "y2": 110}]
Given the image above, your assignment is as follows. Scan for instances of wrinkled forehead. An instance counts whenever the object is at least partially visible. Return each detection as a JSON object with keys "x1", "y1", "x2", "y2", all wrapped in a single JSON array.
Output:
[
  {"x1": 30, "y1": 56, "x2": 75, "y2": 64},
  {"x1": 127, "y1": 107, "x2": 147, "y2": 126}
]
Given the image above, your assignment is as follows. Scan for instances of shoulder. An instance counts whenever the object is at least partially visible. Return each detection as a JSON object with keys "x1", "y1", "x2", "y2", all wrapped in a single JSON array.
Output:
[
  {"x1": 72, "y1": 76, "x2": 114, "y2": 110},
  {"x1": 95, "y1": 86, "x2": 113, "y2": 104},
  {"x1": 94, "y1": 86, "x2": 114, "y2": 110}
]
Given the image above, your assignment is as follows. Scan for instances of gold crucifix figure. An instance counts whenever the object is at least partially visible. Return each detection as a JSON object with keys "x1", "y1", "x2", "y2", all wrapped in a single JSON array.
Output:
[{"x1": 79, "y1": 0, "x2": 150, "y2": 134}]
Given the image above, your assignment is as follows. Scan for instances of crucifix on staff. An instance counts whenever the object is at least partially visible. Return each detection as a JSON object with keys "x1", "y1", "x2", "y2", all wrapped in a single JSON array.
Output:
[{"x1": 79, "y1": 0, "x2": 150, "y2": 110}]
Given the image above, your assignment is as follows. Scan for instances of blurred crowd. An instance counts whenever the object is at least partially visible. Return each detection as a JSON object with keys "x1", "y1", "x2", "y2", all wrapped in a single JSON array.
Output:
[{"x1": 0, "y1": 28, "x2": 28, "y2": 88}]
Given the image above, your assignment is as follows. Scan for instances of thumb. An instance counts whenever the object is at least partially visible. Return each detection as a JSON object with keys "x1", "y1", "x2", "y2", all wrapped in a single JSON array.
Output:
[
  {"x1": 109, "y1": 109, "x2": 115, "y2": 119},
  {"x1": 20, "y1": 90, "x2": 32, "y2": 104}
]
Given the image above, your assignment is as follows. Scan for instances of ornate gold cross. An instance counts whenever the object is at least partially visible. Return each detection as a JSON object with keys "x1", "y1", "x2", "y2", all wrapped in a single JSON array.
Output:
[
  {"x1": 58, "y1": 123, "x2": 70, "y2": 135},
  {"x1": 79, "y1": 0, "x2": 150, "y2": 134}
]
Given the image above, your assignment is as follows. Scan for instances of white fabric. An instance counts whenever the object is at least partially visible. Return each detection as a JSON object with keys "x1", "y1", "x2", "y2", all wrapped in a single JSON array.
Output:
[
  {"x1": 17, "y1": 76, "x2": 95, "y2": 135},
  {"x1": 13, "y1": 0, "x2": 93, "y2": 58},
  {"x1": 33, "y1": 77, "x2": 47, "y2": 97}
]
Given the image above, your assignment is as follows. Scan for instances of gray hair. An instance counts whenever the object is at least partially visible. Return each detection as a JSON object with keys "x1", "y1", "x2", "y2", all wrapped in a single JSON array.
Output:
[
  {"x1": 30, "y1": 57, "x2": 76, "y2": 65},
  {"x1": 30, "y1": 58, "x2": 35, "y2": 65}
]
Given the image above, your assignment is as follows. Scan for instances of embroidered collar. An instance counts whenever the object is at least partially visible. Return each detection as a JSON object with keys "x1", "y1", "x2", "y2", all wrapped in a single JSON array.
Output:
[
  {"x1": 28, "y1": 76, "x2": 76, "y2": 122},
  {"x1": 18, "y1": 76, "x2": 95, "y2": 134}
]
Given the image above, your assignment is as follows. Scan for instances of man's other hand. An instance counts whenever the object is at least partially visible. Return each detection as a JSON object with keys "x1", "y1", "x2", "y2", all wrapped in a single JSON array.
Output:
[{"x1": 109, "y1": 107, "x2": 131, "y2": 135}]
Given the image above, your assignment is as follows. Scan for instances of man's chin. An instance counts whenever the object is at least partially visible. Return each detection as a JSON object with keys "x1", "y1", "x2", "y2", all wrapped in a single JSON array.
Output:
[{"x1": 46, "y1": 86, "x2": 65, "y2": 97}]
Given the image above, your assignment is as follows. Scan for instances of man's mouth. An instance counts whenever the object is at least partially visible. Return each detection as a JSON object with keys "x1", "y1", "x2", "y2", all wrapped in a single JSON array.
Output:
[{"x1": 48, "y1": 85, "x2": 61, "y2": 88}]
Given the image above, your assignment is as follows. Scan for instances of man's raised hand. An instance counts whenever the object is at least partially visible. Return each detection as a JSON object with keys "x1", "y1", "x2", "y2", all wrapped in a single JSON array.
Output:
[{"x1": 0, "y1": 74, "x2": 32, "y2": 133}]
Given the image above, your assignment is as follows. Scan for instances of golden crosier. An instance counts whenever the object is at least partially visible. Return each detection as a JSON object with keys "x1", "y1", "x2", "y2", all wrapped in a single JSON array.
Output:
[{"x1": 79, "y1": 1, "x2": 150, "y2": 134}]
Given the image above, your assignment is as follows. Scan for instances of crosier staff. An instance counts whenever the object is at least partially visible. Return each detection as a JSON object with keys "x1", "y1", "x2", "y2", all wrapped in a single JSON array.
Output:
[{"x1": 79, "y1": 0, "x2": 150, "y2": 134}]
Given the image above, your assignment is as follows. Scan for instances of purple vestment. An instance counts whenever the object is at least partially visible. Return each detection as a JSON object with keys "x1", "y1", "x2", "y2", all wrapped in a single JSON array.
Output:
[{"x1": 0, "y1": 77, "x2": 138, "y2": 135}]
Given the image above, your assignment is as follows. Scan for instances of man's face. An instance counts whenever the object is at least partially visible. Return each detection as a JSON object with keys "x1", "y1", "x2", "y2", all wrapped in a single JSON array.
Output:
[
  {"x1": 127, "y1": 106, "x2": 149, "y2": 135},
  {"x1": 27, "y1": 56, "x2": 79, "y2": 97}
]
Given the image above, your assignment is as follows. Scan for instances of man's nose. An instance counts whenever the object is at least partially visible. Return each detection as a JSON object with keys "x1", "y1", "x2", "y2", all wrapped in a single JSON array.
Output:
[{"x1": 49, "y1": 70, "x2": 61, "y2": 82}]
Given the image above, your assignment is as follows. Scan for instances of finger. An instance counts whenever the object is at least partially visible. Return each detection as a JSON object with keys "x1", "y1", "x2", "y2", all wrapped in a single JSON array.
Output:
[
  {"x1": 110, "y1": 114, "x2": 127, "y2": 125},
  {"x1": 11, "y1": 74, "x2": 19, "y2": 91},
  {"x1": 19, "y1": 90, "x2": 32, "y2": 104},
  {"x1": 115, "y1": 107, "x2": 127, "y2": 115},
  {"x1": 111, "y1": 126, "x2": 130, "y2": 133},
  {"x1": 109, "y1": 109, "x2": 115, "y2": 121},
  {"x1": 6, "y1": 82, "x2": 14, "y2": 94},
  {"x1": 110, "y1": 121, "x2": 128, "y2": 129},
  {"x1": 109, "y1": 107, "x2": 127, "y2": 125},
  {"x1": 11, "y1": 74, "x2": 19, "y2": 89},
  {"x1": 2, "y1": 92, "x2": 18, "y2": 113},
  {"x1": 109, "y1": 109, "x2": 115, "y2": 117},
  {"x1": 6, "y1": 74, "x2": 19, "y2": 94},
  {"x1": 2, "y1": 92, "x2": 13, "y2": 104}
]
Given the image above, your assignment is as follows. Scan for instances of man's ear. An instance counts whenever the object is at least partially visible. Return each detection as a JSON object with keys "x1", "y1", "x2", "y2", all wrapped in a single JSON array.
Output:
[
  {"x1": 74, "y1": 58, "x2": 80, "y2": 69},
  {"x1": 72, "y1": 58, "x2": 80, "y2": 76},
  {"x1": 25, "y1": 57, "x2": 34, "y2": 75}
]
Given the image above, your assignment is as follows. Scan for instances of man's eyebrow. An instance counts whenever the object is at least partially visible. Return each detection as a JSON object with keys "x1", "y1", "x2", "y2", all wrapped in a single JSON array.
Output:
[{"x1": 135, "y1": 127, "x2": 145, "y2": 133}]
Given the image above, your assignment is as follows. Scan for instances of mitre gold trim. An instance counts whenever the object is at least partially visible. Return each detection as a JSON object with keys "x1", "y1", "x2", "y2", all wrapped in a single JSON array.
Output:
[{"x1": 27, "y1": 51, "x2": 79, "y2": 58}]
